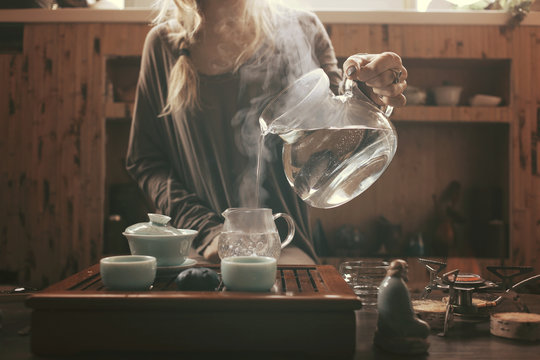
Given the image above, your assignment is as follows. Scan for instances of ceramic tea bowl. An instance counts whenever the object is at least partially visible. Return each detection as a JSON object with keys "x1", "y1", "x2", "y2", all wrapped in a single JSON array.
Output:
[
  {"x1": 221, "y1": 256, "x2": 277, "y2": 292},
  {"x1": 100, "y1": 255, "x2": 157, "y2": 291}
]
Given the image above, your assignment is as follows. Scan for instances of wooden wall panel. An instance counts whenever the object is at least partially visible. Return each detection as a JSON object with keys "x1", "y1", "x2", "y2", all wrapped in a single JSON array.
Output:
[
  {"x1": 534, "y1": 27, "x2": 540, "y2": 273},
  {"x1": 328, "y1": 24, "x2": 513, "y2": 59},
  {"x1": 511, "y1": 27, "x2": 540, "y2": 272},
  {"x1": 0, "y1": 24, "x2": 150, "y2": 288},
  {"x1": 1, "y1": 53, "x2": 27, "y2": 281},
  {"x1": 311, "y1": 122, "x2": 509, "y2": 257},
  {"x1": 101, "y1": 24, "x2": 150, "y2": 56}
]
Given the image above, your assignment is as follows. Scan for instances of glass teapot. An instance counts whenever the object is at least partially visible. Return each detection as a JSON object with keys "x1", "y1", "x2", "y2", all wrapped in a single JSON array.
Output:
[
  {"x1": 259, "y1": 68, "x2": 397, "y2": 209},
  {"x1": 218, "y1": 208, "x2": 295, "y2": 260}
]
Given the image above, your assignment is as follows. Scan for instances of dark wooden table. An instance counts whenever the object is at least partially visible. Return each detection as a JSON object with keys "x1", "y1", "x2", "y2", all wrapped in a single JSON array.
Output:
[
  {"x1": 2, "y1": 295, "x2": 540, "y2": 359},
  {"x1": 354, "y1": 306, "x2": 540, "y2": 360}
]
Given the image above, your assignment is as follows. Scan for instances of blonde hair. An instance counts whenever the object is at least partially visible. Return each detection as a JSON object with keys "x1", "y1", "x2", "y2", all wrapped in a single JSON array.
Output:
[{"x1": 153, "y1": 0, "x2": 278, "y2": 115}]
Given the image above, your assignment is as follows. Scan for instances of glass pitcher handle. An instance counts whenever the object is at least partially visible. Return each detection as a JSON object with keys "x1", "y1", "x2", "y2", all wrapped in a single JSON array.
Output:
[{"x1": 273, "y1": 213, "x2": 295, "y2": 249}]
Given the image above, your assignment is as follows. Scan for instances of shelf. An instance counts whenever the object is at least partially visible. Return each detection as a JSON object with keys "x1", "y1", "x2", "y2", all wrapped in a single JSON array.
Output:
[
  {"x1": 392, "y1": 106, "x2": 511, "y2": 123},
  {"x1": 402, "y1": 58, "x2": 511, "y2": 110},
  {"x1": 106, "y1": 56, "x2": 140, "y2": 103},
  {"x1": 106, "y1": 103, "x2": 511, "y2": 123}
]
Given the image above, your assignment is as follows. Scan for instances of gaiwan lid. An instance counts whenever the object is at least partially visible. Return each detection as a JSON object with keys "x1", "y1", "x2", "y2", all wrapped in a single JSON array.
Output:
[{"x1": 124, "y1": 213, "x2": 185, "y2": 236}]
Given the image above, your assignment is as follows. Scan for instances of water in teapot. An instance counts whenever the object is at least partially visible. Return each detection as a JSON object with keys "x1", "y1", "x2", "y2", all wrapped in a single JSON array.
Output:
[
  {"x1": 280, "y1": 126, "x2": 396, "y2": 208},
  {"x1": 257, "y1": 69, "x2": 397, "y2": 209}
]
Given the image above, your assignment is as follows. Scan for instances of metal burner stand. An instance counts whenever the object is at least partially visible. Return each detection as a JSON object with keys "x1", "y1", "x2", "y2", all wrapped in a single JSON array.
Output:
[{"x1": 417, "y1": 258, "x2": 539, "y2": 336}]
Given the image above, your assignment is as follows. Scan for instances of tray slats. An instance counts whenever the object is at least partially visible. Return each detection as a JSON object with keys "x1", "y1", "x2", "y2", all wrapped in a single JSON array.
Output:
[
  {"x1": 310, "y1": 267, "x2": 329, "y2": 293},
  {"x1": 297, "y1": 268, "x2": 316, "y2": 292},
  {"x1": 282, "y1": 269, "x2": 300, "y2": 292},
  {"x1": 81, "y1": 277, "x2": 104, "y2": 291},
  {"x1": 38, "y1": 264, "x2": 350, "y2": 295},
  {"x1": 66, "y1": 271, "x2": 100, "y2": 291},
  {"x1": 28, "y1": 264, "x2": 361, "y2": 311}
]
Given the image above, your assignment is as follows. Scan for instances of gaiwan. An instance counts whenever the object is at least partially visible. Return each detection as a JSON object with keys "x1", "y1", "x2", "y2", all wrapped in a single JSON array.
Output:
[{"x1": 123, "y1": 213, "x2": 198, "y2": 267}]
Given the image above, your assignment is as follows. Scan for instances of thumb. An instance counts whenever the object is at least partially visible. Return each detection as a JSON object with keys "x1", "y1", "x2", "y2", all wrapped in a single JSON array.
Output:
[{"x1": 343, "y1": 54, "x2": 375, "y2": 79}]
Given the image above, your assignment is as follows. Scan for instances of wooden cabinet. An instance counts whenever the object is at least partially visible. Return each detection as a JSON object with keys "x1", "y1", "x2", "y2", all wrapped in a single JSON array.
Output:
[{"x1": 1, "y1": 21, "x2": 539, "y2": 287}]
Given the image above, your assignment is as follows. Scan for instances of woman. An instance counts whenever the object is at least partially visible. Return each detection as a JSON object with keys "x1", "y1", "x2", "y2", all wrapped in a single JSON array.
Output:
[{"x1": 126, "y1": 0, "x2": 407, "y2": 263}]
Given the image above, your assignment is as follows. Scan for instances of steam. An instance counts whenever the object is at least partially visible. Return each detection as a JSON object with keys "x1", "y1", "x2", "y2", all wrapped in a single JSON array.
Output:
[{"x1": 233, "y1": 4, "x2": 321, "y2": 207}]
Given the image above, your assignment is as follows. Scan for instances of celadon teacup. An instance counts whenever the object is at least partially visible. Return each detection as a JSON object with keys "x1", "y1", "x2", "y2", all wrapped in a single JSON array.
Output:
[
  {"x1": 221, "y1": 256, "x2": 277, "y2": 292},
  {"x1": 100, "y1": 255, "x2": 157, "y2": 291}
]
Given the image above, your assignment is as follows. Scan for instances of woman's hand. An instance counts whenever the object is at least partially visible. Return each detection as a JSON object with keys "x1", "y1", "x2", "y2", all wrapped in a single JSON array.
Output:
[
  {"x1": 202, "y1": 236, "x2": 221, "y2": 263},
  {"x1": 343, "y1": 52, "x2": 407, "y2": 107}
]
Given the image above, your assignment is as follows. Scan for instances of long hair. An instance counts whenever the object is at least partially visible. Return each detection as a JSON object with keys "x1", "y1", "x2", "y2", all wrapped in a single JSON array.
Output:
[{"x1": 153, "y1": 0, "x2": 278, "y2": 115}]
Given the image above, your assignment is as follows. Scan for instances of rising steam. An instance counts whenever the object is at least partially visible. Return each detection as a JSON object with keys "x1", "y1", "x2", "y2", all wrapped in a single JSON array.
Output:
[{"x1": 232, "y1": 4, "x2": 321, "y2": 207}]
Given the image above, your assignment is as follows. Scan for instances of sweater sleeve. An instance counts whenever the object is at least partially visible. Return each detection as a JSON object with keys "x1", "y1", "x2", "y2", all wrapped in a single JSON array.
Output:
[
  {"x1": 306, "y1": 12, "x2": 377, "y2": 101},
  {"x1": 309, "y1": 13, "x2": 343, "y2": 94},
  {"x1": 125, "y1": 26, "x2": 223, "y2": 255}
]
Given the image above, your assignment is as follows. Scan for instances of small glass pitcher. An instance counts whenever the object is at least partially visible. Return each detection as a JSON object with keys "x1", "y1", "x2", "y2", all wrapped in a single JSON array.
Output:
[{"x1": 218, "y1": 208, "x2": 295, "y2": 260}]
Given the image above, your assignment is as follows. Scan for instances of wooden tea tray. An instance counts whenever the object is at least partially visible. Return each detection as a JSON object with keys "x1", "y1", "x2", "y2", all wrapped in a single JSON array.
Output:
[{"x1": 27, "y1": 264, "x2": 362, "y2": 357}]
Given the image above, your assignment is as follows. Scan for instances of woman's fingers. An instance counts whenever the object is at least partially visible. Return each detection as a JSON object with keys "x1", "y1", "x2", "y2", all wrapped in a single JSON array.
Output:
[
  {"x1": 365, "y1": 68, "x2": 408, "y2": 89},
  {"x1": 371, "y1": 79, "x2": 408, "y2": 98},
  {"x1": 344, "y1": 52, "x2": 405, "y2": 83},
  {"x1": 382, "y1": 93, "x2": 407, "y2": 107},
  {"x1": 356, "y1": 78, "x2": 407, "y2": 107},
  {"x1": 343, "y1": 53, "x2": 374, "y2": 76},
  {"x1": 344, "y1": 52, "x2": 408, "y2": 108}
]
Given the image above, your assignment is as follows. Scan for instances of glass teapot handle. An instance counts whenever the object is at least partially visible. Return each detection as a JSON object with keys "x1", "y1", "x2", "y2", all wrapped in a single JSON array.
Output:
[
  {"x1": 273, "y1": 213, "x2": 295, "y2": 249},
  {"x1": 344, "y1": 78, "x2": 393, "y2": 118},
  {"x1": 384, "y1": 104, "x2": 394, "y2": 118}
]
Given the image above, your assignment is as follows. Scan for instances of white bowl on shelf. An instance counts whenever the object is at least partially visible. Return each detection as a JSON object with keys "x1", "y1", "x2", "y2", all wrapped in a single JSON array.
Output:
[
  {"x1": 432, "y1": 86, "x2": 463, "y2": 106},
  {"x1": 404, "y1": 86, "x2": 427, "y2": 105},
  {"x1": 469, "y1": 94, "x2": 502, "y2": 107}
]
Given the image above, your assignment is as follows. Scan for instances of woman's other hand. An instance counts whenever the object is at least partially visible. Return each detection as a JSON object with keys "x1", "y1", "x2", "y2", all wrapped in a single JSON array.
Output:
[
  {"x1": 202, "y1": 236, "x2": 220, "y2": 263},
  {"x1": 343, "y1": 52, "x2": 407, "y2": 107}
]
